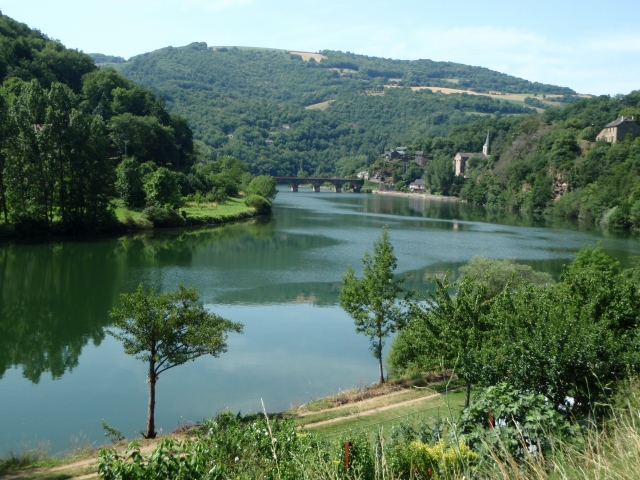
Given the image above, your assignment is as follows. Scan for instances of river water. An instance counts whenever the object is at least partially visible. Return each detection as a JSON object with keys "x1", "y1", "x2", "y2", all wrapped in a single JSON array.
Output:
[{"x1": 1, "y1": 190, "x2": 639, "y2": 455}]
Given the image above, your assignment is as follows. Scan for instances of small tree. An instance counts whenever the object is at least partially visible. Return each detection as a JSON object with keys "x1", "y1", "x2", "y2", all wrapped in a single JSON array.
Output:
[
  {"x1": 246, "y1": 175, "x2": 277, "y2": 200},
  {"x1": 339, "y1": 227, "x2": 404, "y2": 383},
  {"x1": 143, "y1": 167, "x2": 181, "y2": 207},
  {"x1": 109, "y1": 284, "x2": 243, "y2": 439}
]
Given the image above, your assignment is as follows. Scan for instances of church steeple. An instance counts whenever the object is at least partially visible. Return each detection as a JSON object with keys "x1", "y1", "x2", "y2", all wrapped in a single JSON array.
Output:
[{"x1": 483, "y1": 131, "x2": 491, "y2": 156}]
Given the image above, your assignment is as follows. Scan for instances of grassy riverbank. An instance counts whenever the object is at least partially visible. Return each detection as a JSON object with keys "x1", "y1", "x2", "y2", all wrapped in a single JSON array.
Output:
[
  {"x1": 4, "y1": 380, "x2": 640, "y2": 478},
  {"x1": 115, "y1": 198, "x2": 257, "y2": 230}
]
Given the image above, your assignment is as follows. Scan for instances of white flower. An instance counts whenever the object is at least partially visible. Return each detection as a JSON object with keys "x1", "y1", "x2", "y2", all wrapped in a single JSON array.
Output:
[{"x1": 234, "y1": 456, "x2": 239, "y2": 463}]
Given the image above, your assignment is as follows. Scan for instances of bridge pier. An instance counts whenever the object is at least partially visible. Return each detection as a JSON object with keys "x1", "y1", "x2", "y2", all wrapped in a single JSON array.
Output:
[
  {"x1": 312, "y1": 183, "x2": 321, "y2": 193},
  {"x1": 290, "y1": 183, "x2": 298, "y2": 192},
  {"x1": 334, "y1": 184, "x2": 342, "y2": 193}
]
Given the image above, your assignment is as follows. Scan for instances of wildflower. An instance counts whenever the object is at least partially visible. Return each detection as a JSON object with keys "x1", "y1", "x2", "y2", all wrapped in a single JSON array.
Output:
[{"x1": 234, "y1": 456, "x2": 239, "y2": 463}]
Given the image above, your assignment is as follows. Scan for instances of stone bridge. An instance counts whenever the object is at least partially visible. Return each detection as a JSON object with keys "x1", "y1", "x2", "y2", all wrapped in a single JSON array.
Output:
[{"x1": 273, "y1": 177, "x2": 364, "y2": 193}]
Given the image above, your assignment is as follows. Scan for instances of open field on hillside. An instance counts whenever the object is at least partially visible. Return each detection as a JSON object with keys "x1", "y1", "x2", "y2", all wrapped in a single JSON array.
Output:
[
  {"x1": 287, "y1": 51, "x2": 327, "y2": 62},
  {"x1": 384, "y1": 85, "x2": 591, "y2": 111},
  {"x1": 305, "y1": 99, "x2": 334, "y2": 110}
]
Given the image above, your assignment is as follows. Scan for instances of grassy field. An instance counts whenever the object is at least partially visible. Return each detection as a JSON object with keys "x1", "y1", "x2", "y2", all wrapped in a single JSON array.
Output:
[
  {"x1": 301, "y1": 390, "x2": 466, "y2": 438},
  {"x1": 180, "y1": 197, "x2": 252, "y2": 219},
  {"x1": 305, "y1": 100, "x2": 334, "y2": 110}
]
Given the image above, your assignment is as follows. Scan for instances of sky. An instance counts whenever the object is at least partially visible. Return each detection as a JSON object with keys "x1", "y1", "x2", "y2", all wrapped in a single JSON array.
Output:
[{"x1": 1, "y1": 0, "x2": 639, "y2": 95}]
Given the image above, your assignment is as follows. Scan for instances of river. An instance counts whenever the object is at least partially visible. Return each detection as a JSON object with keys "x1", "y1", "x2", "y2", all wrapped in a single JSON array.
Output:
[{"x1": 1, "y1": 190, "x2": 638, "y2": 456}]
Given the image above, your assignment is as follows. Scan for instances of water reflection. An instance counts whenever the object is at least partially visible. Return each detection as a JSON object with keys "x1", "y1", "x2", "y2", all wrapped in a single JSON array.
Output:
[{"x1": 1, "y1": 192, "x2": 640, "y2": 455}]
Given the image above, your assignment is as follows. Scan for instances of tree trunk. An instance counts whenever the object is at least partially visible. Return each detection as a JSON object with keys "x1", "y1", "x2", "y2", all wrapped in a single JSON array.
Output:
[
  {"x1": 465, "y1": 382, "x2": 471, "y2": 408},
  {"x1": 378, "y1": 335, "x2": 385, "y2": 384},
  {"x1": 145, "y1": 360, "x2": 157, "y2": 439}
]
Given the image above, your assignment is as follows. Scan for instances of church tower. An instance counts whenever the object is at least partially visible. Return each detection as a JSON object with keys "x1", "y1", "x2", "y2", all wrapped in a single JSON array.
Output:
[{"x1": 482, "y1": 131, "x2": 491, "y2": 156}]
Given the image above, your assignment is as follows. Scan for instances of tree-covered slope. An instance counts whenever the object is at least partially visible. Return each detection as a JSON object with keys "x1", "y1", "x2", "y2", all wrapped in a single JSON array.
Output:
[
  {"x1": 417, "y1": 92, "x2": 640, "y2": 229},
  {"x1": 109, "y1": 44, "x2": 575, "y2": 175},
  {"x1": 0, "y1": 13, "x2": 203, "y2": 234}
]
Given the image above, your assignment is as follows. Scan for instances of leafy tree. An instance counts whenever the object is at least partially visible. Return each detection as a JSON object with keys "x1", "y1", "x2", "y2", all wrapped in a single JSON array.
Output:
[
  {"x1": 339, "y1": 227, "x2": 404, "y2": 383},
  {"x1": 246, "y1": 175, "x2": 277, "y2": 200},
  {"x1": 458, "y1": 256, "x2": 553, "y2": 299},
  {"x1": 403, "y1": 275, "x2": 491, "y2": 407},
  {"x1": 143, "y1": 167, "x2": 182, "y2": 207},
  {"x1": 108, "y1": 284, "x2": 243, "y2": 438},
  {"x1": 115, "y1": 157, "x2": 145, "y2": 209}
]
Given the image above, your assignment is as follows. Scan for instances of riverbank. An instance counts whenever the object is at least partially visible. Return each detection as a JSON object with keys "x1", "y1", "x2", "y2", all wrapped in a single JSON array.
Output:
[
  {"x1": 372, "y1": 190, "x2": 458, "y2": 201},
  {"x1": 0, "y1": 376, "x2": 464, "y2": 479},
  {"x1": 0, "y1": 198, "x2": 260, "y2": 241}
]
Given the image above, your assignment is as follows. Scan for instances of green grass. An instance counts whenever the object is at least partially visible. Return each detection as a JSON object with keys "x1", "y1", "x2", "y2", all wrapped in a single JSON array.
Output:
[
  {"x1": 181, "y1": 198, "x2": 251, "y2": 219},
  {"x1": 304, "y1": 390, "x2": 466, "y2": 438}
]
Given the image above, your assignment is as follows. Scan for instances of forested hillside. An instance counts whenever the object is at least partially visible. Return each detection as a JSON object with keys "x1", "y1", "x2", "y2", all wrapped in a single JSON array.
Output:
[
  {"x1": 417, "y1": 92, "x2": 640, "y2": 229},
  {"x1": 0, "y1": 13, "x2": 223, "y2": 235},
  {"x1": 109, "y1": 44, "x2": 576, "y2": 175}
]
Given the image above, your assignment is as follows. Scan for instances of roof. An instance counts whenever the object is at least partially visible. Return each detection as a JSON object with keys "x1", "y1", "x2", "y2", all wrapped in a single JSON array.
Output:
[
  {"x1": 410, "y1": 179, "x2": 425, "y2": 185},
  {"x1": 604, "y1": 116, "x2": 638, "y2": 128}
]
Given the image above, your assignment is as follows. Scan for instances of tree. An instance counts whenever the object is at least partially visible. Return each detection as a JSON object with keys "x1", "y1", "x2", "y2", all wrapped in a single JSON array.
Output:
[
  {"x1": 403, "y1": 275, "x2": 492, "y2": 407},
  {"x1": 115, "y1": 157, "x2": 145, "y2": 209},
  {"x1": 246, "y1": 175, "x2": 277, "y2": 200},
  {"x1": 143, "y1": 167, "x2": 182, "y2": 207},
  {"x1": 109, "y1": 284, "x2": 243, "y2": 439},
  {"x1": 458, "y1": 256, "x2": 553, "y2": 299},
  {"x1": 339, "y1": 227, "x2": 404, "y2": 383}
]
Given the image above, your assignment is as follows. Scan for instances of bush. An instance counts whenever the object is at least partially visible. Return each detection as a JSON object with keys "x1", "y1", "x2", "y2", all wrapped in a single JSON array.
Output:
[
  {"x1": 115, "y1": 157, "x2": 145, "y2": 209},
  {"x1": 141, "y1": 206, "x2": 186, "y2": 228},
  {"x1": 246, "y1": 175, "x2": 277, "y2": 200},
  {"x1": 454, "y1": 383, "x2": 576, "y2": 461},
  {"x1": 244, "y1": 194, "x2": 272, "y2": 215},
  {"x1": 143, "y1": 167, "x2": 182, "y2": 207}
]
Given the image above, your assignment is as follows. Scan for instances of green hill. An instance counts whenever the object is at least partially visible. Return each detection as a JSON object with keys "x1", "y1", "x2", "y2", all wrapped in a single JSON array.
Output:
[
  {"x1": 109, "y1": 43, "x2": 576, "y2": 175},
  {"x1": 414, "y1": 92, "x2": 640, "y2": 229}
]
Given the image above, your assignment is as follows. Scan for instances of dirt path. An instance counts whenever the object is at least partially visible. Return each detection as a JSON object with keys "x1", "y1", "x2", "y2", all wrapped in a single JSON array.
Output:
[
  {"x1": 294, "y1": 387, "x2": 421, "y2": 418},
  {"x1": 303, "y1": 392, "x2": 443, "y2": 429},
  {"x1": 1, "y1": 441, "x2": 162, "y2": 480}
]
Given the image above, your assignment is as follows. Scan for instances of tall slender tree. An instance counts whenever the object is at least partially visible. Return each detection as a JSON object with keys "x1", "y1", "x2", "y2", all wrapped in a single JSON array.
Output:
[{"x1": 339, "y1": 226, "x2": 404, "y2": 383}]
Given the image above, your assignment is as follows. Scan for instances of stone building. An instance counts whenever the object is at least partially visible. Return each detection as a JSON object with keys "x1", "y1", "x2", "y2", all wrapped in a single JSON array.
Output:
[
  {"x1": 454, "y1": 131, "x2": 491, "y2": 177},
  {"x1": 596, "y1": 116, "x2": 640, "y2": 143}
]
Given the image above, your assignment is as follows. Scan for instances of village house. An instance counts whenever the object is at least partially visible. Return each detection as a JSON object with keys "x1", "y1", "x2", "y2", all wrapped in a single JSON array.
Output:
[
  {"x1": 282, "y1": 125, "x2": 290, "y2": 130},
  {"x1": 265, "y1": 139, "x2": 274, "y2": 145},
  {"x1": 596, "y1": 116, "x2": 640, "y2": 143},
  {"x1": 409, "y1": 179, "x2": 426, "y2": 192},
  {"x1": 454, "y1": 131, "x2": 491, "y2": 177}
]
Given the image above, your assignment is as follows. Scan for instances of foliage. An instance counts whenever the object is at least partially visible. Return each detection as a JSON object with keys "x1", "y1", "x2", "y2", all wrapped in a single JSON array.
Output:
[
  {"x1": 244, "y1": 194, "x2": 271, "y2": 215},
  {"x1": 143, "y1": 167, "x2": 182, "y2": 207},
  {"x1": 109, "y1": 44, "x2": 564, "y2": 176},
  {"x1": 245, "y1": 175, "x2": 277, "y2": 200},
  {"x1": 390, "y1": 247, "x2": 640, "y2": 415},
  {"x1": 141, "y1": 206, "x2": 185, "y2": 228},
  {"x1": 454, "y1": 383, "x2": 577, "y2": 461},
  {"x1": 458, "y1": 256, "x2": 553, "y2": 298},
  {"x1": 108, "y1": 285, "x2": 243, "y2": 438},
  {"x1": 101, "y1": 420, "x2": 125, "y2": 444},
  {"x1": 389, "y1": 439, "x2": 477, "y2": 479},
  {"x1": 339, "y1": 227, "x2": 404, "y2": 383},
  {"x1": 115, "y1": 157, "x2": 145, "y2": 208},
  {"x1": 0, "y1": 13, "x2": 197, "y2": 235}
]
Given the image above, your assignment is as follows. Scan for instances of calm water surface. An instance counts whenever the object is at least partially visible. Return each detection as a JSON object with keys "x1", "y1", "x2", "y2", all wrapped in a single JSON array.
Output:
[{"x1": 1, "y1": 190, "x2": 639, "y2": 455}]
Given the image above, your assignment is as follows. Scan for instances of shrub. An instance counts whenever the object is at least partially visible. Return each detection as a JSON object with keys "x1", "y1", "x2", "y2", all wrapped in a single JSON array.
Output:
[
  {"x1": 246, "y1": 175, "x2": 277, "y2": 200},
  {"x1": 141, "y1": 206, "x2": 185, "y2": 228},
  {"x1": 143, "y1": 167, "x2": 182, "y2": 207},
  {"x1": 115, "y1": 157, "x2": 145, "y2": 209},
  {"x1": 454, "y1": 383, "x2": 577, "y2": 461},
  {"x1": 244, "y1": 194, "x2": 272, "y2": 215}
]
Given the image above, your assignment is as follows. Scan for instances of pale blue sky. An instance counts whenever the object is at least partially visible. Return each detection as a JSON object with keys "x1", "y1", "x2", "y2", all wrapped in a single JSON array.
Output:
[{"x1": 1, "y1": 0, "x2": 638, "y2": 95}]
